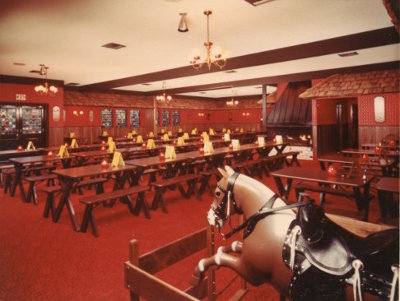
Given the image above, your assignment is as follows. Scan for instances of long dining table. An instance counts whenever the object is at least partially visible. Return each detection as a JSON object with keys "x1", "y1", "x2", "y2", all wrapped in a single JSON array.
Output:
[
  {"x1": 8, "y1": 154, "x2": 73, "y2": 202},
  {"x1": 271, "y1": 166, "x2": 375, "y2": 221},
  {"x1": 52, "y1": 163, "x2": 137, "y2": 231},
  {"x1": 318, "y1": 153, "x2": 397, "y2": 177}
]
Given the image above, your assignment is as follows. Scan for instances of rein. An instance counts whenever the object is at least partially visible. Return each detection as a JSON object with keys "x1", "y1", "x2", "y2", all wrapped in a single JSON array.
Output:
[{"x1": 215, "y1": 172, "x2": 312, "y2": 240}]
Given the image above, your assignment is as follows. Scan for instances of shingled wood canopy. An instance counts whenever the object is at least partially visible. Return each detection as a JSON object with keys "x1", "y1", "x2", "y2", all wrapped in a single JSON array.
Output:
[{"x1": 299, "y1": 69, "x2": 400, "y2": 99}]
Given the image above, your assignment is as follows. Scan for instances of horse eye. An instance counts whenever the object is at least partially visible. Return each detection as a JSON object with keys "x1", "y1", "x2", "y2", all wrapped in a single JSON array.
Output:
[{"x1": 215, "y1": 191, "x2": 221, "y2": 197}]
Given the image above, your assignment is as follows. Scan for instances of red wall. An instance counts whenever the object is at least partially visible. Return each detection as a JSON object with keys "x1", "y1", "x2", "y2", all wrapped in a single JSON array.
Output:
[
  {"x1": 0, "y1": 82, "x2": 64, "y2": 128},
  {"x1": 358, "y1": 92, "x2": 400, "y2": 126}
]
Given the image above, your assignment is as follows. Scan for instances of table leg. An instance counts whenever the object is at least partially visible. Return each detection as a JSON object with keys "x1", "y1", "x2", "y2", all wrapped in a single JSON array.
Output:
[
  {"x1": 11, "y1": 163, "x2": 27, "y2": 202},
  {"x1": 53, "y1": 178, "x2": 79, "y2": 231},
  {"x1": 319, "y1": 161, "x2": 327, "y2": 171},
  {"x1": 273, "y1": 177, "x2": 291, "y2": 200}
]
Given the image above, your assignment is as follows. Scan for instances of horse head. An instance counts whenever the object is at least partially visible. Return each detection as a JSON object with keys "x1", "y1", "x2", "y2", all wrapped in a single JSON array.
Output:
[{"x1": 207, "y1": 166, "x2": 240, "y2": 230}]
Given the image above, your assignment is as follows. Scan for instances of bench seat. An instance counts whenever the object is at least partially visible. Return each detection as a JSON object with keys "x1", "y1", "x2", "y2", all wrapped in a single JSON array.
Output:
[
  {"x1": 41, "y1": 177, "x2": 108, "y2": 221},
  {"x1": 151, "y1": 174, "x2": 201, "y2": 213},
  {"x1": 25, "y1": 174, "x2": 58, "y2": 204},
  {"x1": 79, "y1": 185, "x2": 149, "y2": 236}
]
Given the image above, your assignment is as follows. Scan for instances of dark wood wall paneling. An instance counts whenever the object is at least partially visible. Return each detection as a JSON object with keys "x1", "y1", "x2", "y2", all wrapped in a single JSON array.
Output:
[{"x1": 358, "y1": 125, "x2": 400, "y2": 145}]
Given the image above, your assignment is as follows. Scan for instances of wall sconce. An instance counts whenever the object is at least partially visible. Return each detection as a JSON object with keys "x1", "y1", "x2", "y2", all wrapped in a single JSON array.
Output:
[
  {"x1": 374, "y1": 96, "x2": 385, "y2": 123},
  {"x1": 73, "y1": 110, "x2": 78, "y2": 116},
  {"x1": 198, "y1": 112, "x2": 204, "y2": 117},
  {"x1": 79, "y1": 110, "x2": 84, "y2": 115},
  {"x1": 242, "y1": 112, "x2": 250, "y2": 116}
]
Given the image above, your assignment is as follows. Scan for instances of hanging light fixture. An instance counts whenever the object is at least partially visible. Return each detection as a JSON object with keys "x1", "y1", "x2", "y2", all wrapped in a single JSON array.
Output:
[
  {"x1": 177, "y1": 12, "x2": 188, "y2": 32},
  {"x1": 155, "y1": 81, "x2": 172, "y2": 102},
  {"x1": 34, "y1": 64, "x2": 58, "y2": 96},
  {"x1": 190, "y1": 10, "x2": 227, "y2": 71}
]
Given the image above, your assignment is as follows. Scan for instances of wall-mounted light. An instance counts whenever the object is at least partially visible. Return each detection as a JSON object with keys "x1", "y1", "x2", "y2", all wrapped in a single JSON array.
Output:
[
  {"x1": 374, "y1": 96, "x2": 385, "y2": 123},
  {"x1": 73, "y1": 110, "x2": 78, "y2": 116},
  {"x1": 79, "y1": 110, "x2": 84, "y2": 115},
  {"x1": 242, "y1": 112, "x2": 250, "y2": 116},
  {"x1": 198, "y1": 112, "x2": 205, "y2": 117}
]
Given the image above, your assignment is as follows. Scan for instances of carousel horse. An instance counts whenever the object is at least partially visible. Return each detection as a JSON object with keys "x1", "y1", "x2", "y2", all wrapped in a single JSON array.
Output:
[{"x1": 190, "y1": 166, "x2": 399, "y2": 301}]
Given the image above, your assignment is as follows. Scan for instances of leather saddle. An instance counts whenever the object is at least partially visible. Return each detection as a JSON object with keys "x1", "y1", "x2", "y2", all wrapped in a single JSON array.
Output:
[{"x1": 283, "y1": 201, "x2": 399, "y2": 278}]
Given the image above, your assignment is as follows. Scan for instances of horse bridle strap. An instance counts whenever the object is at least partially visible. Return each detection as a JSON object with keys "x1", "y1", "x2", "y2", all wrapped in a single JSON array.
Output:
[
  {"x1": 215, "y1": 172, "x2": 240, "y2": 219},
  {"x1": 223, "y1": 196, "x2": 312, "y2": 240}
]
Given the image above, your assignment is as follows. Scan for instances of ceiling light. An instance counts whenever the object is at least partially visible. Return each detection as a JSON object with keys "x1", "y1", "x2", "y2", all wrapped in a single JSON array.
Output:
[
  {"x1": 102, "y1": 42, "x2": 126, "y2": 50},
  {"x1": 225, "y1": 70, "x2": 237, "y2": 73},
  {"x1": 13, "y1": 62, "x2": 25, "y2": 66},
  {"x1": 226, "y1": 89, "x2": 239, "y2": 106},
  {"x1": 178, "y1": 13, "x2": 188, "y2": 32},
  {"x1": 155, "y1": 81, "x2": 172, "y2": 102},
  {"x1": 34, "y1": 64, "x2": 58, "y2": 96},
  {"x1": 190, "y1": 10, "x2": 227, "y2": 71}
]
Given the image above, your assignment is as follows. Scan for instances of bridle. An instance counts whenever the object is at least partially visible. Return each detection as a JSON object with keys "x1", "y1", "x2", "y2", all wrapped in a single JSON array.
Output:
[{"x1": 211, "y1": 171, "x2": 311, "y2": 240}]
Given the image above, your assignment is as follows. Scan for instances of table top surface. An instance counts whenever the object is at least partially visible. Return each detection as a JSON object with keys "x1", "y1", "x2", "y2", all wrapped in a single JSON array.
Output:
[
  {"x1": 341, "y1": 148, "x2": 399, "y2": 157},
  {"x1": 318, "y1": 153, "x2": 396, "y2": 167},
  {"x1": 0, "y1": 149, "x2": 42, "y2": 156},
  {"x1": 9, "y1": 154, "x2": 67, "y2": 164},
  {"x1": 271, "y1": 167, "x2": 374, "y2": 187},
  {"x1": 376, "y1": 177, "x2": 400, "y2": 193},
  {"x1": 53, "y1": 163, "x2": 136, "y2": 179},
  {"x1": 125, "y1": 153, "x2": 193, "y2": 168}
]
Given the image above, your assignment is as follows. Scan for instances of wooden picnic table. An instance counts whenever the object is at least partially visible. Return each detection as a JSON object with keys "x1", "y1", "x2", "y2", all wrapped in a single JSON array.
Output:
[
  {"x1": 52, "y1": 163, "x2": 137, "y2": 231},
  {"x1": 9, "y1": 154, "x2": 73, "y2": 202},
  {"x1": 318, "y1": 153, "x2": 397, "y2": 177},
  {"x1": 271, "y1": 166, "x2": 374, "y2": 221}
]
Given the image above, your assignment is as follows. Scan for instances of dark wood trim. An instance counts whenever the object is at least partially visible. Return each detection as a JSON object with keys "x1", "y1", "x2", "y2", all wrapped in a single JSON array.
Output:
[
  {"x1": 0, "y1": 75, "x2": 64, "y2": 86},
  {"x1": 81, "y1": 27, "x2": 399, "y2": 90},
  {"x1": 161, "y1": 61, "x2": 399, "y2": 95}
]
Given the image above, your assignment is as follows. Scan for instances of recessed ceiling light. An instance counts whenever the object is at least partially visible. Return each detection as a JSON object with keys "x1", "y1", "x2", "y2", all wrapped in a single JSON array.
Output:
[
  {"x1": 13, "y1": 62, "x2": 25, "y2": 66},
  {"x1": 102, "y1": 42, "x2": 126, "y2": 50},
  {"x1": 338, "y1": 51, "x2": 359, "y2": 57}
]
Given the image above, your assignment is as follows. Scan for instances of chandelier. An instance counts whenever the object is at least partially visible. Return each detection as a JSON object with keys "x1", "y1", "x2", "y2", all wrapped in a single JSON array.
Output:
[
  {"x1": 190, "y1": 10, "x2": 227, "y2": 71},
  {"x1": 34, "y1": 64, "x2": 58, "y2": 96},
  {"x1": 155, "y1": 81, "x2": 172, "y2": 102}
]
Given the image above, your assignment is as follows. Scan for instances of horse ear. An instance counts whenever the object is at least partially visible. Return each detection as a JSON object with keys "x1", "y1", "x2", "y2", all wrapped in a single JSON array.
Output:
[
  {"x1": 225, "y1": 165, "x2": 235, "y2": 176},
  {"x1": 218, "y1": 167, "x2": 228, "y2": 179}
]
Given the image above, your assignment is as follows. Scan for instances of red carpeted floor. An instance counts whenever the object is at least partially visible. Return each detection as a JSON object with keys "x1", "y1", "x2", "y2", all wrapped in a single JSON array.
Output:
[{"x1": 0, "y1": 159, "x2": 396, "y2": 300}]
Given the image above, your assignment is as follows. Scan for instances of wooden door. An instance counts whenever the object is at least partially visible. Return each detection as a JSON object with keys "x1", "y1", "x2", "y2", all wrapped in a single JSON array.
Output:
[{"x1": 0, "y1": 104, "x2": 47, "y2": 150}]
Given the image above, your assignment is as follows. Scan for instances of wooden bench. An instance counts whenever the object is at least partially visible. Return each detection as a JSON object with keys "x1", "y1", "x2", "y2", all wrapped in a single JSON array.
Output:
[
  {"x1": 198, "y1": 169, "x2": 220, "y2": 196},
  {"x1": 0, "y1": 164, "x2": 14, "y2": 189},
  {"x1": 2, "y1": 168, "x2": 15, "y2": 194},
  {"x1": 293, "y1": 183, "x2": 354, "y2": 206},
  {"x1": 79, "y1": 185, "x2": 150, "y2": 236},
  {"x1": 151, "y1": 174, "x2": 201, "y2": 213},
  {"x1": 41, "y1": 177, "x2": 108, "y2": 221},
  {"x1": 25, "y1": 174, "x2": 58, "y2": 204},
  {"x1": 293, "y1": 183, "x2": 374, "y2": 221},
  {"x1": 235, "y1": 159, "x2": 264, "y2": 179},
  {"x1": 260, "y1": 151, "x2": 300, "y2": 176}
]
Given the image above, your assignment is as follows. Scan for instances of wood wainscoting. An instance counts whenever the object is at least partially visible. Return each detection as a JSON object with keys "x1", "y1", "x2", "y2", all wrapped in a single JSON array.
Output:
[{"x1": 359, "y1": 125, "x2": 400, "y2": 145}]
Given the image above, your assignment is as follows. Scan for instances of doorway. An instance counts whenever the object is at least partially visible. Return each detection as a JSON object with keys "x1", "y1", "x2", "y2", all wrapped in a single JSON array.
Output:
[{"x1": 0, "y1": 103, "x2": 48, "y2": 150}]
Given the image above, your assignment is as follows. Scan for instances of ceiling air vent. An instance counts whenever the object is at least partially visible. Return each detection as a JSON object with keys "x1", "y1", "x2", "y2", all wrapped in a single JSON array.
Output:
[
  {"x1": 13, "y1": 62, "x2": 25, "y2": 66},
  {"x1": 102, "y1": 42, "x2": 126, "y2": 50},
  {"x1": 65, "y1": 82, "x2": 80, "y2": 86},
  {"x1": 338, "y1": 51, "x2": 358, "y2": 57},
  {"x1": 141, "y1": 83, "x2": 152, "y2": 86},
  {"x1": 225, "y1": 70, "x2": 237, "y2": 74}
]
